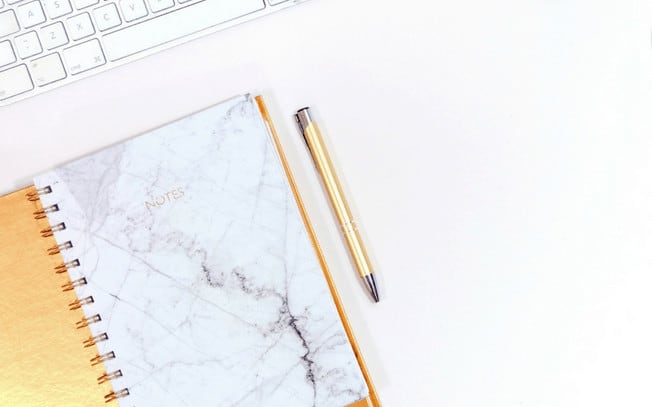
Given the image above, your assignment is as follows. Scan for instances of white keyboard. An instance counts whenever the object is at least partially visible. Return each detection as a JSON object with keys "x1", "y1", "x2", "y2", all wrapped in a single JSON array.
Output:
[{"x1": 0, "y1": 0, "x2": 306, "y2": 106}]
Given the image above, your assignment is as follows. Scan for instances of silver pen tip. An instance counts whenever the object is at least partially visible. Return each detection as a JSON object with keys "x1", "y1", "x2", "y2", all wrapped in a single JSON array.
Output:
[{"x1": 364, "y1": 274, "x2": 380, "y2": 303}]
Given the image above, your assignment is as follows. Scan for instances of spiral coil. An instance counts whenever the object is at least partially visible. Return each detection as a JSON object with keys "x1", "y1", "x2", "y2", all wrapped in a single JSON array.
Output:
[{"x1": 29, "y1": 185, "x2": 129, "y2": 403}]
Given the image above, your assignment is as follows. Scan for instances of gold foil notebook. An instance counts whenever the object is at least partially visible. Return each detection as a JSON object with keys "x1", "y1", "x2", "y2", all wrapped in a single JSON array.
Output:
[
  {"x1": 0, "y1": 95, "x2": 379, "y2": 407},
  {"x1": 0, "y1": 186, "x2": 113, "y2": 406}
]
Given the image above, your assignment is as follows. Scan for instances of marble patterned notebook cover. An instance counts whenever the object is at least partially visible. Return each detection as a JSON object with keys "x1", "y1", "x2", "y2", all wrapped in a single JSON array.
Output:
[{"x1": 34, "y1": 95, "x2": 369, "y2": 407}]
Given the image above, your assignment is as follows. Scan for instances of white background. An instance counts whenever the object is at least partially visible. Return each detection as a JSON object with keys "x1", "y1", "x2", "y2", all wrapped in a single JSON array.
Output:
[{"x1": 3, "y1": 0, "x2": 652, "y2": 405}]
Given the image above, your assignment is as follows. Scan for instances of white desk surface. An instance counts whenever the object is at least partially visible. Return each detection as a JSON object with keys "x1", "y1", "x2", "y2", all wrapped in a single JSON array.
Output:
[{"x1": 3, "y1": 0, "x2": 652, "y2": 405}]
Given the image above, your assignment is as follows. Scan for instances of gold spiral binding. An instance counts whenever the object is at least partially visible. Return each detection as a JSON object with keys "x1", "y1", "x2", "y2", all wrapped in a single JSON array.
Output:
[
  {"x1": 76, "y1": 314, "x2": 102, "y2": 329},
  {"x1": 33, "y1": 203, "x2": 59, "y2": 219},
  {"x1": 61, "y1": 277, "x2": 87, "y2": 292},
  {"x1": 41, "y1": 222, "x2": 66, "y2": 237},
  {"x1": 69, "y1": 296, "x2": 94, "y2": 310},
  {"x1": 104, "y1": 389, "x2": 130, "y2": 403},
  {"x1": 26, "y1": 185, "x2": 52, "y2": 201},
  {"x1": 48, "y1": 240, "x2": 73, "y2": 255},
  {"x1": 91, "y1": 351, "x2": 116, "y2": 366},
  {"x1": 32, "y1": 185, "x2": 129, "y2": 403},
  {"x1": 98, "y1": 370, "x2": 123, "y2": 384},
  {"x1": 83, "y1": 333, "x2": 109, "y2": 348},
  {"x1": 55, "y1": 258, "x2": 80, "y2": 274}
]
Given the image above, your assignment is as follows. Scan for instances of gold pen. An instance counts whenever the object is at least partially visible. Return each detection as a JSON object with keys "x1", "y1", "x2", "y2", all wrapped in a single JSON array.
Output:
[{"x1": 295, "y1": 107, "x2": 380, "y2": 303}]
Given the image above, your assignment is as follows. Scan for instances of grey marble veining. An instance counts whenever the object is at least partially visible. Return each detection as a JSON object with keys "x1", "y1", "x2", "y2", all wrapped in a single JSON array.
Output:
[{"x1": 34, "y1": 95, "x2": 368, "y2": 407}]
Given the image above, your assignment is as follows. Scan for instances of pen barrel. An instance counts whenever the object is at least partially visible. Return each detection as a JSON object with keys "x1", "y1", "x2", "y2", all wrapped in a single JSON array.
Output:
[{"x1": 302, "y1": 122, "x2": 374, "y2": 278}]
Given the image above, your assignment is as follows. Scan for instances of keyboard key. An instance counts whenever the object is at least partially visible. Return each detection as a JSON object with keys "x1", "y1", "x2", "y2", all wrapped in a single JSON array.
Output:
[
  {"x1": 40, "y1": 21, "x2": 68, "y2": 49},
  {"x1": 42, "y1": 0, "x2": 72, "y2": 19},
  {"x1": 73, "y1": 0, "x2": 97, "y2": 9},
  {"x1": 14, "y1": 30, "x2": 42, "y2": 58},
  {"x1": 148, "y1": 0, "x2": 173, "y2": 13},
  {"x1": 30, "y1": 52, "x2": 66, "y2": 85},
  {"x1": 62, "y1": 38, "x2": 104, "y2": 74},
  {"x1": 0, "y1": 64, "x2": 33, "y2": 100},
  {"x1": 0, "y1": 40, "x2": 15, "y2": 67},
  {"x1": 119, "y1": 0, "x2": 147, "y2": 22},
  {"x1": 104, "y1": 0, "x2": 264, "y2": 61},
  {"x1": 93, "y1": 3, "x2": 120, "y2": 31},
  {"x1": 16, "y1": 1, "x2": 46, "y2": 28},
  {"x1": 67, "y1": 12, "x2": 94, "y2": 40},
  {"x1": 0, "y1": 10, "x2": 19, "y2": 38}
]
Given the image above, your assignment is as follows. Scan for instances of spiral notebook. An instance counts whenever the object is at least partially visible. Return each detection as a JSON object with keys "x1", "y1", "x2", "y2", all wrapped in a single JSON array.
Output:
[
  {"x1": 0, "y1": 186, "x2": 115, "y2": 406},
  {"x1": 0, "y1": 95, "x2": 379, "y2": 407}
]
